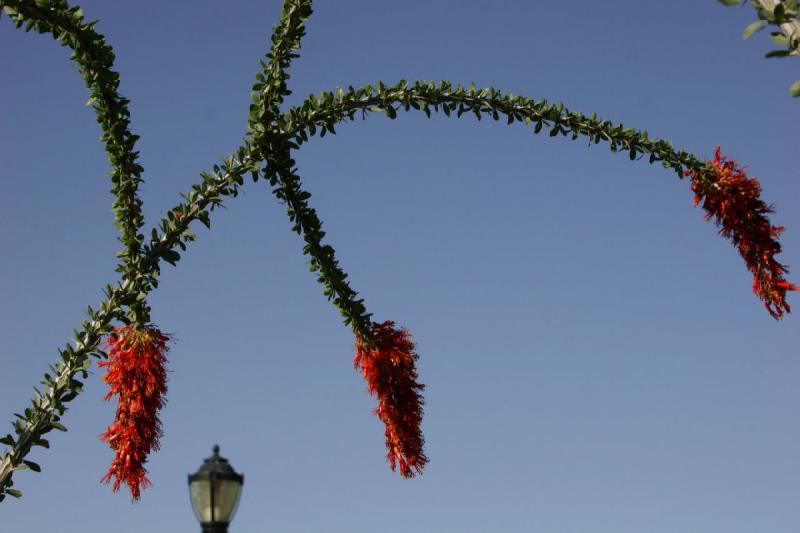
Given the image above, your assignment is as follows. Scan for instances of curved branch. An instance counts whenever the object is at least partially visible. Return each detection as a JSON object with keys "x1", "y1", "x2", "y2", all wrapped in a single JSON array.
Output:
[
  {"x1": 243, "y1": 0, "x2": 373, "y2": 337},
  {"x1": 149, "y1": 79, "x2": 795, "y2": 338},
  {"x1": 279, "y1": 80, "x2": 795, "y2": 314},
  {"x1": 260, "y1": 144, "x2": 373, "y2": 338},
  {"x1": 1, "y1": 0, "x2": 148, "y2": 320},
  {"x1": 0, "y1": 287, "x2": 125, "y2": 500},
  {"x1": 0, "y1": 149, "x2": 258, "y2": 500},
  {"x1": 140, "y1": 151, "x2": 254, "y2": 281},
  {"x1": 251, "y1": 0, "x2": 313, "y2": 118},
  {"x1": 282, "y1": 80, "x2": 705, "y2": 177},
  {"x1": 0, "y1": 2, "x2": 317, "y2": 499},
  {"x1": 143, "y1": 0, "x2": 317, "y2": 276},
  {"x1": 0, "y1": 14, "x2": 791, "y2": 499}
]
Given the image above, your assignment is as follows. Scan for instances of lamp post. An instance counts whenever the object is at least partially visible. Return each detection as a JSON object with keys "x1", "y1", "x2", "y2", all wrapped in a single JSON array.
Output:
[{"x1": 188, "y1": 445, "x2": 244, "y2": 533}]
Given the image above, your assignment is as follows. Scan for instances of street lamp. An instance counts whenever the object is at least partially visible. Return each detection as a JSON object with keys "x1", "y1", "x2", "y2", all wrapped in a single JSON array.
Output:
[{"x1": 188, "y1": 445, "x2": 244, "y2": 533}]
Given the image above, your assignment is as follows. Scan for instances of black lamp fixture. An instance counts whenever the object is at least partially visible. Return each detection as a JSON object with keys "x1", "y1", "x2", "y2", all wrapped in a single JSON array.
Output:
[{"x1": 188, "y1": 445, "x2": 244, "y2": 533}]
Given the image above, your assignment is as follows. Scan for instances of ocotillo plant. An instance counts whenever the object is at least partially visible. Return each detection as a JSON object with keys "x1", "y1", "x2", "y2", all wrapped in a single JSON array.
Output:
[{"x1": 0, "y1": 0, "x2": 796, "y2": 503}]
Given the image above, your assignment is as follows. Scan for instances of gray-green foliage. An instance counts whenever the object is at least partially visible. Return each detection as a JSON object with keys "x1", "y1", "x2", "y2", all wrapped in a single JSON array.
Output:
[{"x1": 719, "y1": 0, "x2": 800, "y2": 96}]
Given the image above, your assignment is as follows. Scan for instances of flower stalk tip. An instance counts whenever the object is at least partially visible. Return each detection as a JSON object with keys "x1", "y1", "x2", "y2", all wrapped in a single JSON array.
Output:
[
  {"x1": 354, "y1": 321, "x2": 428, "y2": 478},
  {"x1": 686, "y1": 147, "x2": 797, "y2": 319},
  {"x1": 98, "y1": 325, "x2": 170, "y2": 501}
]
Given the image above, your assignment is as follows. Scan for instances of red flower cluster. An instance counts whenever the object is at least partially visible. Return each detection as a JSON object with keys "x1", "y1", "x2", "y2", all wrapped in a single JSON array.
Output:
[
  {"x1": 98, "y1": 325, "x2": 170, "y2": 501},
  {"x1": 686, "y1": 147, "x2": 797, "y2": 318},
  {"x1": 354, "y1": 321, "x2": 428, "y2": 478}
]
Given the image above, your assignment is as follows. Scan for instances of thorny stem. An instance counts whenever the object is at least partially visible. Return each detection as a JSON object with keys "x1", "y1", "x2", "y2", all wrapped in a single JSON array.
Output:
[
  {"x1": 1, "y1": 0, "x2": 793, "y2": 502},
  {"x1": 1, "y1": 0, "x2": 149, "y2": 323},
  {"x1": 0, "y1": 78, "x2": 741, "y2": 497}
]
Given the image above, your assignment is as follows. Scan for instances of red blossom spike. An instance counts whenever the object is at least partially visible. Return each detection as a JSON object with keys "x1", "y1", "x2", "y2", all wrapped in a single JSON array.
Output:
[
  {"x1": 686, "y1": 147, "x2": 797, "y2": 318},
  {"x1": 354, "y1": 321, "x2": 428, "y2": 478},
  {"x1": 98, "y1": 325, "x2": 170, "y2": 501}
]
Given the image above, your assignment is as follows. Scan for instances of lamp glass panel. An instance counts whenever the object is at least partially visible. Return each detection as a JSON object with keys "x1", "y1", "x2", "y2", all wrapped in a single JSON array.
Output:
[
  {"x1": 189, "y1": 479, "x2": 242, "y2": 524},
  {"x1": 189, "y1": 480, "x2": 212, "y2": 523},
  {"x1": 213, "y1": 480, "x2": 242, "y2": 522}
]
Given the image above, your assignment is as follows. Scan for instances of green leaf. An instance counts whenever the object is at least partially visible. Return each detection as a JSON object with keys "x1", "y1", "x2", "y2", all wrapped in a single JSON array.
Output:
[
  {"x1": 161, "y1": 249, "x2": 180, "y2": 265},
  {"x1": 0, "y1": 434, "x2": 13, "y2": 446},
  {"x1": 770, "y1": 32, "x2": 789, "y2": 45},
  {"x1": 765, "y1": 49, "x2": 790, "y2": 58},
  {"x1": 51, "y1": 422, "x2": 67, "y2": 432},
  {"x1": 718, "y1": 0, "x2": 743, "y2": 5},
  {"x1": 743, "y1": 20, "x2": 766, "y2": 40},
  {"x1": 5, "y1": 489, "x2": 22, "y2": 498},
  {"x1": 790, "y1": 79, "x2": 800, "y2": 97},
  {"x1": 22, "y1": 460, "x2": 41, "y2": 472}
]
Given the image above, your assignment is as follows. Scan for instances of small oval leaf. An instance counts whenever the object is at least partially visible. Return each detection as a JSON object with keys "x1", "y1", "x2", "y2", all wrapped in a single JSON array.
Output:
[
  {"x1": 22, "y1": 460, "x2": 41, "y2": 472},
  {"x1": 743, "y1": 20, "x2": 766, "y2": 40}
]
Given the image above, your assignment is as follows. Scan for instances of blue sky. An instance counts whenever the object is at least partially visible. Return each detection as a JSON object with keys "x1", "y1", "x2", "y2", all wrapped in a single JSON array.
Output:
[{"x1": 1, "y1": 1, "x2": 798, "y2": 532}]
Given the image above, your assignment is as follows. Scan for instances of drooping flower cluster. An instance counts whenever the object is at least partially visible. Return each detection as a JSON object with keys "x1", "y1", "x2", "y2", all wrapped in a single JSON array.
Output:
[
  {"x1": 354, "y1": 321, "x2": 428, "y2": 478},
  {"x1": 98, "y1": 325, "x2": 170, "y2": 501},
  {"x1": 686, "y1": 147, "x2": 797, "y2": 318}
]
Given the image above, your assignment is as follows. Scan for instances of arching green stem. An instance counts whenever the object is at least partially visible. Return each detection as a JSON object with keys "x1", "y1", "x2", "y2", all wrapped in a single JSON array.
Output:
[
  {"x1": 260, "y1": 142, "x2": 374, "y2": 339},
  {"x1": 281, "y1": 80, "x2": 709, "y2": 181},
  {"x1": 0, "y1": 286, "x2": 124, "y2": 500},
  {"x1": 1, "y1": 0, "x2": 149, "y2": 323},
  {"x1": 0, "y1": 0, "x2": 315, "y2": 500},
  {"x1": 2, "y1": 0, "x2": 793, "y2": 503},
  {"x1": 246, "y1": 0, "x2": 373, "y2": 339}
]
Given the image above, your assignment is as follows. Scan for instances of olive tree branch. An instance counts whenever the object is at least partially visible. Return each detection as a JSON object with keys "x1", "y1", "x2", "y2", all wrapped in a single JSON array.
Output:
[
  {"x1": 720, "y1": 0, "x2": 800, "y2": 95},
  {"x1": 753, "y1": 0, "x2": 800, "y2": 56}
]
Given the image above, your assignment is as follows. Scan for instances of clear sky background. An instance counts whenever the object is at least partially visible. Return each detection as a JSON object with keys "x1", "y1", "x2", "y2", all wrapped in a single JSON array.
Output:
[{"x1": 1, "y1": 1, "x2": 798, "y2": 532}]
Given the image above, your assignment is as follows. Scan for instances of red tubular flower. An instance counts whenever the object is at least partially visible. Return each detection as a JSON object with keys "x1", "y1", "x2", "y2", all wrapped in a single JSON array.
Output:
[
  {"x1": 354, "y1": 321, "x2": 428, "y2": 478},
  {"x1": 98, "y1": 325, "x2": 170, "y2": 501},
  {"x1": 686, "y1": 148, "x2": 797, "y2": 318}
]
